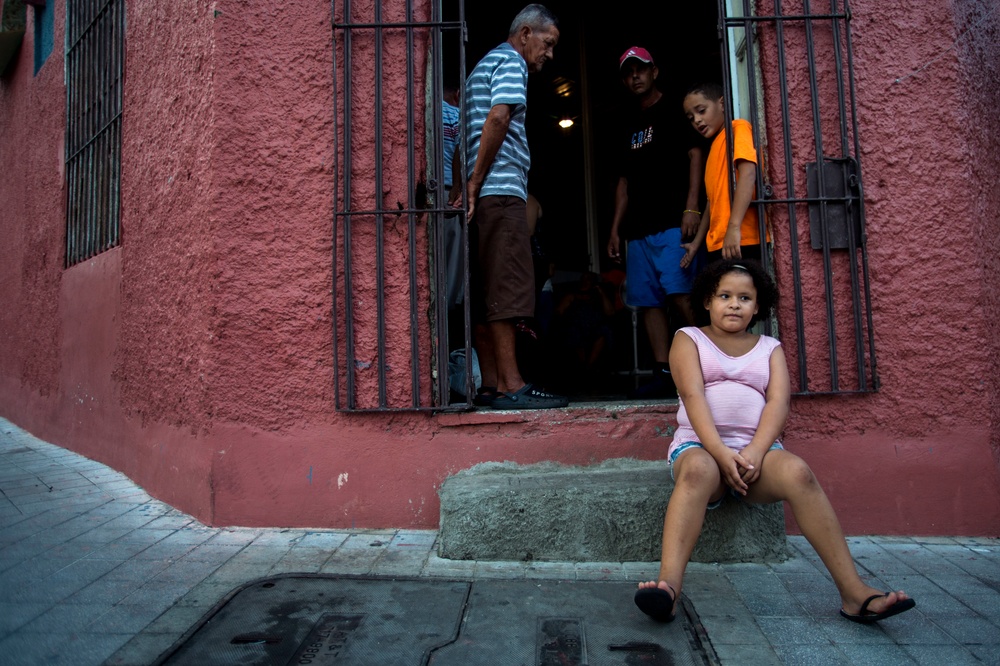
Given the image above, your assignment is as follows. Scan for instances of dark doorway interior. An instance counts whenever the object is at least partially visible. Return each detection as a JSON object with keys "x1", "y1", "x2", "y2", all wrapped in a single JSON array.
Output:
[{"x1": 448, "y1": 1, "x2": 723, "y2": 401}]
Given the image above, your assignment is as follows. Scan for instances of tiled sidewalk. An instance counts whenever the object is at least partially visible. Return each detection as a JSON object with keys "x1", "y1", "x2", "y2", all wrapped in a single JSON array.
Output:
[{"x1": 1, "y1": 417, "x2": 998, "y2": 665}]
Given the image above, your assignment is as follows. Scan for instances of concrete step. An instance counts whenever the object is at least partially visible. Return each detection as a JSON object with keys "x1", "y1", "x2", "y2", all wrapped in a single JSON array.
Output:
[{"x1": 438, "y1": 458, "x2": 788, "y2": 563}]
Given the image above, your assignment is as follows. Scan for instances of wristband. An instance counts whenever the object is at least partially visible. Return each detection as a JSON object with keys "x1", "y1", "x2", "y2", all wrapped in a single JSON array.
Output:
[{"x1": 683, "y1": 209, "x2": 702, "y2": 216}]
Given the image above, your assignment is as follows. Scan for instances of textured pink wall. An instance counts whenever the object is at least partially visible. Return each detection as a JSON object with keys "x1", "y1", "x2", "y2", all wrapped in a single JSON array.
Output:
[
  {"x1": 756, "y1": 0, "x2": 1000, "y2": 533},
  {"x1": 1, "y1": 0, "x2": 998, "y2": 535},
  {"x1": 953, "y1": 0, "x2": 1000, "y2": 472},
  {"x1": 0, "y1": 2, "x2": 64, "y2": 405}
]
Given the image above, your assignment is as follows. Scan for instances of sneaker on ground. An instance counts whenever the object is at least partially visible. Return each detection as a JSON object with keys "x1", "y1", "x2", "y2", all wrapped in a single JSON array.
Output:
[{"x1": 491, "y1": 383, "x2": 568, "y2": 410}]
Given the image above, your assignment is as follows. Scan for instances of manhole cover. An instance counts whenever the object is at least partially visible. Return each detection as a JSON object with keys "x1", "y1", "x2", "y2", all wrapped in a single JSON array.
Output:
[{"x1": 156, "y1": 575, "x2": 716, "y2": 666}]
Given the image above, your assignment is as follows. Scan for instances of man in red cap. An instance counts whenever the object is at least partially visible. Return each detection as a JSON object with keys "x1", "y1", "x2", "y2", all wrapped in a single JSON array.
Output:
[{"x1": 607, "y1": 46, "x2": 707, "y2": 399}]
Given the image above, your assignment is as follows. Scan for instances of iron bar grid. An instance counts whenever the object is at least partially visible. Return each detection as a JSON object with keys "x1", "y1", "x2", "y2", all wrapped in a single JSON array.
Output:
[
  {"x1": 65, "y1": 0, "x2": 123, "y2": 267},
  {"x1": 332, "y1": 1, "x2": 469, "y2": 411},
  {"x1": 719, "y1": 0, "x2": 876, "y2": 395}
]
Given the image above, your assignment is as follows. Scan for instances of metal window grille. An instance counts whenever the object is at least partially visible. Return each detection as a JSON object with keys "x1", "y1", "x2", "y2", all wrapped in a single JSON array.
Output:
[
  {"x1": 65, "y1": 0, "x2": 124, "y2": 267},
  {"x1": 719, "y1": 0, "x2": 877, "y2": 395},
  {"x1": 332, "y1": 0, "x2": 468, "y2": 411}
]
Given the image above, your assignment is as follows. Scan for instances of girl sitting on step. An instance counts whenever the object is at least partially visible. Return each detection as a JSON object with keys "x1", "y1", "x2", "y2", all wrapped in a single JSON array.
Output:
[{"x1": 635, "y1": 259, "x2": 916, "y2": 625}]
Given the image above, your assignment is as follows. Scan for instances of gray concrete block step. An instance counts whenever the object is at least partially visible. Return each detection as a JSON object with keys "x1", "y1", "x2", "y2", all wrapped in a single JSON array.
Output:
[{"x1": 438, "y1": 458, "x2": 788, "y2": 563}]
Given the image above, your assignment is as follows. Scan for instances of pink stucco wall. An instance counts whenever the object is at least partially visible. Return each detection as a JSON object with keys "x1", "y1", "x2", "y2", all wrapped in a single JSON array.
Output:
[
  {"x1": 757, "y1": 0, "x2": 1000, "y2": 534},
  {"x1": 1, "y1": 0, "x2": 997, "y2": 535}
]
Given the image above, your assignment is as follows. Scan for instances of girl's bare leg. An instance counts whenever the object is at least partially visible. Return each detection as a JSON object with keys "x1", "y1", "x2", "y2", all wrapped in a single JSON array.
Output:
[
  {"x1": 638, "y1": 449, "x2": 727, "y2": 608},
  {"x1": 745, "y1": 450, "x2": 911, "y2": 615}
]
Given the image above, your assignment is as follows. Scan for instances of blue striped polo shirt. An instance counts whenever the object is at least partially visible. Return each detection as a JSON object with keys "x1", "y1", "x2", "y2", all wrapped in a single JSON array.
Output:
[{"x1": 463, "y1": 42, "x2": 529, "y2": 201}]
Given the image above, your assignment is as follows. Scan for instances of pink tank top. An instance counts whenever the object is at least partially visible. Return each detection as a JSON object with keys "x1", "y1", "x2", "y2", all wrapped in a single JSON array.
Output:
[{"x1": 668, "y1": 326, "x2": 782, "y2": 460}]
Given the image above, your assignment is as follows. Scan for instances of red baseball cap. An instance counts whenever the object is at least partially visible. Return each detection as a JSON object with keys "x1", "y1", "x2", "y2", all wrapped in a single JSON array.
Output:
[{"x1": 619, "y1": 46, "x2": 654, "y2": 69}]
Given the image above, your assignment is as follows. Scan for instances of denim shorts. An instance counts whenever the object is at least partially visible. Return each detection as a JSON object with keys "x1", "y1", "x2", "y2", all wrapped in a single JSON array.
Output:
[{"x1": 668, "y1": 441, "x2": 784, "y2": 509}]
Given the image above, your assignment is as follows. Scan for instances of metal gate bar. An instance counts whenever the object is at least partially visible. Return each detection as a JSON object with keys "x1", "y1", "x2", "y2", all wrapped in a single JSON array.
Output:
[
  {"x1": 719, "y1": 0, "x2": 876, "y2": 395},
  {"x1": 332, "y1": 0, "x2": 467, "y2": 411}
]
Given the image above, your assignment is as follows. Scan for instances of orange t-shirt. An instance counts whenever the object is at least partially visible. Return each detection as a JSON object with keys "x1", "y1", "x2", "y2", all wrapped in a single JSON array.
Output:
[{"x1": 704, "y1": 119, "x2": 762, "y2": 253}]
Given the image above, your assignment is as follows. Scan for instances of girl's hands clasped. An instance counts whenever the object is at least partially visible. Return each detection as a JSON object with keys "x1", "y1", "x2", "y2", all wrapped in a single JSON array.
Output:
[
  {"x1": 712, "y1": 447, "x2": 753, "y2": 496},
  {"x1": 737, "y1": 446, "x2": 766, "y2": 486}
]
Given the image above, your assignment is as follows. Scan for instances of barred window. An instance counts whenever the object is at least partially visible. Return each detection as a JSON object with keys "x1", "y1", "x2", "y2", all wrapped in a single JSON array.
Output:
[{"x1": 65, "y1": 0, "x2": 124, "y2": 267}]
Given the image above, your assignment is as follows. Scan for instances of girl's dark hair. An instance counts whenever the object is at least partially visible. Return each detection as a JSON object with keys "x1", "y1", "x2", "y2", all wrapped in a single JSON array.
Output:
[{"x1": 689, "y1": 259, "x2": 779, "y2": 328}]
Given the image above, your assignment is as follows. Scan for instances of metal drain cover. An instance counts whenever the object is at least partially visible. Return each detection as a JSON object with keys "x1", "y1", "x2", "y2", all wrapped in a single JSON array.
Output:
[{"x1": 156, "y1": 575, "x2": 715, "y2": 666}]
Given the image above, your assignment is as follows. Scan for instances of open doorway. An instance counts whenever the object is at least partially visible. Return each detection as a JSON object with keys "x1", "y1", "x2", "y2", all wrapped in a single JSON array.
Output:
[{"x1": 449, "y1": 1, "x2": 723, "y2": 402}]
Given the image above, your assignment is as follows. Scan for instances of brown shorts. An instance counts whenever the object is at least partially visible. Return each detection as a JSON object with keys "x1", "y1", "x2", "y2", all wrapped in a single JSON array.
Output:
[{"x1": 471, "y1": 195, "x2": 535, "y2": 322}]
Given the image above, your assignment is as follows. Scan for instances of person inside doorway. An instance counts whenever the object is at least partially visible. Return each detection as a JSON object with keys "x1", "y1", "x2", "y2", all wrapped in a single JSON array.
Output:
[
  {"x1": 607, "y1": 46, "x2": 707, "y2": 400},
  {"x1": 461, "y1": 4, "x2": 568, "y2": 409}
]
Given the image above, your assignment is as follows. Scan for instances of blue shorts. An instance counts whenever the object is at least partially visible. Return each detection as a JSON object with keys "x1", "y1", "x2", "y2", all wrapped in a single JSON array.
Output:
[
  {"x1": 669, "y1": 441, "x2": 785, "y2": 510},
  {"x1": 625, "y1": 228, "x2": 702, "y2": 307}
]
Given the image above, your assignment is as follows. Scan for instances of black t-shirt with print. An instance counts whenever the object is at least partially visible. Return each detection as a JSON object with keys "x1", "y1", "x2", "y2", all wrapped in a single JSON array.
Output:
[{"x1": 616, "y1": 97, "x2": 705, "y2": 241}]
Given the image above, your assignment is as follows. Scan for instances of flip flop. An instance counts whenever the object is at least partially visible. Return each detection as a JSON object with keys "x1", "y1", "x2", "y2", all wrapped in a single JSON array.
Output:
[
  {"x1": 840, "y1": 593, "x2": 916, "y2": 624},
  {"x1": 634, "y1": 584, "x2": 677, "y2": 623}
]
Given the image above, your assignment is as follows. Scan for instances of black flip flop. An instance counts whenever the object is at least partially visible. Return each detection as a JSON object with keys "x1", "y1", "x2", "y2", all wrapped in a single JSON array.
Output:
[
  {"x1": 634, "y1": 585, "x2": 677, "y2": 623},
  {"x1": 840, "y1": 593, "x2": 916, "y2": 624}
]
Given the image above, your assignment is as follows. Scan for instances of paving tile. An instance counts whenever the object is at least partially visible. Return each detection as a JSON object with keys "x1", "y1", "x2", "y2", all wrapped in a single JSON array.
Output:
[
  {"x1": 936, "y1": 614, "x2": 1000, "y2": 645},
  {"x1": 177, "y1": 543, "x2": 243, "y2": 565},
  {"x1": 755, "y1": 615, "x2": 828, "y2": 645},
  {"x1": 968, "y1": 644, "x2": 1000, "y2": 663},
  {"x1": 152, "y1": 558, "x2": 224, "y2": 584},
  {"x1": 957, "y1": 592, "x2": 1000, "y2": 622},
  {"x1": 710, "y1": 642, "x2": 783, "y2": 665},
  {"x1": 903, "y1": 643, "x2": 985, "y2": 665},
  {"x1": 101, "y1": 557, "x2": 175, "y2": 582},
  {"x1": 838, "y1": 642, "x2": 919, "y2": 664},
  {"x1": 160, "y1": 526, "x2": 220, "y2": 547},
  {"x1": 249, "y1": 530, "x2": 310, "y2": 548},
  {"x1": 207, "y1": 561, "x2": 275, "y2": 584},
  {"x1": 205, "y1": 529, "x2": 263, "y2": 546},
  {"x1": 726, "y1": 571, "x2": 805, "y2": 616},
  {"x1": 45, "y1": 632, "x2": 134, "y2": 666},
  {"x1": 173, "y1": 580, "x2": 240, "y2": 608},
  {"x1": 104, "y1": 632, "x2": 179, "y2": 666},
  {"x1": 272, "y1": 547, "x2": 331, "y2": 573},
  {"x1": 135, "y1": 603, "x2": 211, "y2": 636},
  {"x1": 120, "y1": 580, "x2": 192, "y2": 607},
  {"x1": 390, "y1": 530, "x2": 437, "y2": 547},
  {"x1": 698, "y1": 612, "x2": 770, "y2": 645},
  {"x1": 0, "y1": 631, "x2": 65, "y2": 666},
  {"x1": 88, "y1": 603, "x2": 168, "y2": 634},
  {"x1": 876, "y1": 613, "x2": 960, "y2": 645},
  {"x1": 64, "y1": 579, "x2": 143, "y2": 606},
  {"x1": 772, "y1": 643, "x2": 852, "y2": 664},
  {"x1": 0, "y1": 601, "x2": 51, "y2": 633},
  {"x1": 294, "y1": 531, "x2": 351, "y2": 550},
  {"x1": 318, "y1": 548, "x2": 381, "y2": 575},
  {"x1": 17, "y1": 602, "x2": 107, "y2": 634},
  {"x1": 82, "y1": 540, "x2": 153, "y2": 560},
  {"x1": 46, "y1": 557, "x2": 123, "y2": 589},
  {"x1": 130, "y1": 540, "x2": 197, "y2": 562}
]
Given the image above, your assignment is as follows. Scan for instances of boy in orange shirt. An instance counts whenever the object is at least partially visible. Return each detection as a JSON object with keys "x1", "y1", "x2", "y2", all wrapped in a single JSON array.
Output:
[{"x1": 681, "y1": 83, "x2": 764, "y2": 264}]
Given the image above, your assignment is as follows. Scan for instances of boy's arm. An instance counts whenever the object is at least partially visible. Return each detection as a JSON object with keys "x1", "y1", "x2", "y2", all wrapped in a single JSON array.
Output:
[
  {"x1": 670, "y1": 331, "x2": 754, "y2": 494},
  {"x1": 607, "y1": 177, "x2": 628, "y2": 261},
  {"x1": 722, "y1": 159, "x2": 757, "y2": 259},
  {"x1": 466, "y1": 103, "x2": 512, "y2": 221},
  {"x1": 738, "y1": 347, "x2": 791, "y2": 485},
  {"x1": 680, "y1": 200, "x2": 710, "y2": 269},
  {"x1": 681, "y1": 146, "x2": 705, "y2": 238}
]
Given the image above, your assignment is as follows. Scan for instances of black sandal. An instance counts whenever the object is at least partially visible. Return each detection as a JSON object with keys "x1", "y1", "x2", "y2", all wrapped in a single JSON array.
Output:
[{"x1": 473, "y1": 386, "x2": 497, "y2": 407}]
